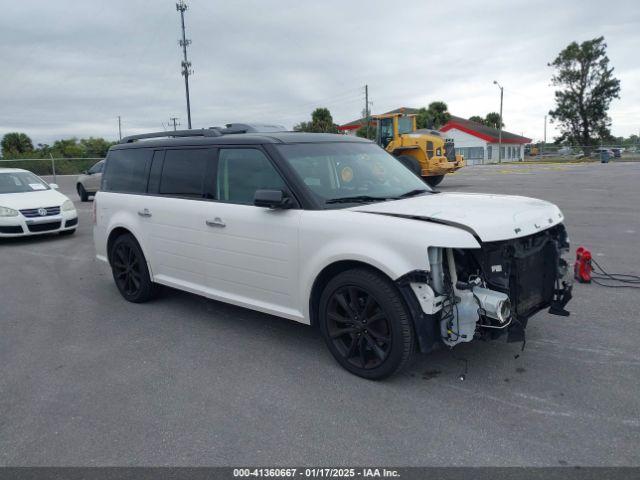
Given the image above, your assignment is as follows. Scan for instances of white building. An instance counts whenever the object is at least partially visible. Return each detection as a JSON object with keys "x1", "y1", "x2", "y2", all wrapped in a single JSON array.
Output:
[{"x1": 440, "y1": 116, "x2": 531, "y2": 165}]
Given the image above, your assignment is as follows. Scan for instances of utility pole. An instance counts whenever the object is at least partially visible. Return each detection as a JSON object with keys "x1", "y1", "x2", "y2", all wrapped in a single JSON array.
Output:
[
  {"x1": 176, "y1": 1, "x2": 193, "y2": 129},
  {"x1": 365, "y1": 84, "x2": 370, "y2": 139},
  {"x1": 493, "y1": 80, "x2": 504, "y2": 163},
  {"x1": 169, "y1": 117, "x2": 180, "y2": 131},
  {"x1": 117, "y1": 116, "x2": 122, "y2": 141}
]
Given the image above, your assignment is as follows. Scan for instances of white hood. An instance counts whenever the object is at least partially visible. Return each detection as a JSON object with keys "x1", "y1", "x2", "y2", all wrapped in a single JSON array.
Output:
[
  {"x1": 0, "y1": 189, "x2": 70, "y2": 210},
  {"x1": 352, "y1": 192, "x2": 564, "y2": 242}
]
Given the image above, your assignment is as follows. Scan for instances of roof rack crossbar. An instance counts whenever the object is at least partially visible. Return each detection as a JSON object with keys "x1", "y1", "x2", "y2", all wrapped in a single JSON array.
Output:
[{"x1": 120, "y1": 128, "x2": 222, "y2": 144}]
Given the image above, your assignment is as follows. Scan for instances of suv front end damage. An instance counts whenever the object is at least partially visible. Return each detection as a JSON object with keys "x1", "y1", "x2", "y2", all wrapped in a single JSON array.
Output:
[{"x1": 399, "y1": 224, "x2": 573, "y2": 351}]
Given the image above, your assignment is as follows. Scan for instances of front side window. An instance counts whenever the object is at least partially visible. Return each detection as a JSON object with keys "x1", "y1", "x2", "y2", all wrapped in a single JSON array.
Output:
[
  {"x1": 276, "y1": 142, "x2": 431, "y2": 207},
  {"x1": 103, "y1": 148, "x2": 152, "y2": 193},
  {"x1": 216, "y1": 149, "x2": 286, "y2": 205},
  {"x1": 159, "y1": 149, "x2": 210, "y2": 198},
  {"x1": 0, "y1": 171, "x2": 50, "y2": 194}
]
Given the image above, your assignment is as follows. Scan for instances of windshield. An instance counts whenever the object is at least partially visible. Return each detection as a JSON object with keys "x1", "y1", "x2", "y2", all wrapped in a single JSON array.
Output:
[
  {"x1": 276, "y1": 142, "x2": 432, "y2": 207},
  {"x1": 0, "y1": 171, "x2": 50, "y2": 194}
]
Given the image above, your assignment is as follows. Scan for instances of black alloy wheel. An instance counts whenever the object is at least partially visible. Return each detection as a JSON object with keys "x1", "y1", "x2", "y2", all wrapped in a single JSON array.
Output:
[
  {"x1": 110, "y1": 234, "x2": 156, "y2": 303},
  {"x1": 319, "y1": 268, "x2": 414, "y2": 380},
  {"x1": 326, "y1": 285, "x2": 392, "y2": 370}
]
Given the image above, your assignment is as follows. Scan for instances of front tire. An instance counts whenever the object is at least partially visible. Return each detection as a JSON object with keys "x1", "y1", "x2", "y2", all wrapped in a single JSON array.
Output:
[
  {"x1": 109, "y1": 234, "x2": 156, "y2": 303},
  {"x1": 425, "y1": 175, "x2": 444, "y2": 187},
  {"x1": 319, "y1": 268, "x2": 415, "y2": 380},
  {"x1": 77, "y1": 184, "x2": 89, "y2": 202}
]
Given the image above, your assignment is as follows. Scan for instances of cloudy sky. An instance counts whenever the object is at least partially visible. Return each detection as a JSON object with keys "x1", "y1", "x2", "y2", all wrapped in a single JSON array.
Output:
[{"x1": 1, "y1": 0, "x2": 638, "y2": 146}]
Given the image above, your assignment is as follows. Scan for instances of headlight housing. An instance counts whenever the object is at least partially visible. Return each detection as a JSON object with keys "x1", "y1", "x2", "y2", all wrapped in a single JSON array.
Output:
[
  {"x1": 61, "y1": 200, "x2": 75, "y2": 212},
  {"x1": 0, "y1": 206, "x2": 19, "y2": 217}
]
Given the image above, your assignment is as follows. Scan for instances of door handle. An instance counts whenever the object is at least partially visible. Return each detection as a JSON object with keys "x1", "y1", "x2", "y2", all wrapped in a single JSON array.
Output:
[
  {"x1": 138, "y1": 209, "x2": 152, "y2": 217},
  {"x1": 206, "y1": 217, "x2": 226, "y2": 228}
]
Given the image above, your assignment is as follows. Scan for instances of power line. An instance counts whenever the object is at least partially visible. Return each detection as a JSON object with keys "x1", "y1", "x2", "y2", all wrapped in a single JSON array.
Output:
[
  {"x1": 169, "y1": 117, "x2": 180, "y2": 131},
  {"x1": 176, "y1": 1, "x2": 193, "y2": 129}
]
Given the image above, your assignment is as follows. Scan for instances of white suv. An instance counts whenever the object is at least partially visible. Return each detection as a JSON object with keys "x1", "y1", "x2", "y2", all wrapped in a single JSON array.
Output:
[{"x1": 94, "y1": 127, "x2": 572, "y2": 379}]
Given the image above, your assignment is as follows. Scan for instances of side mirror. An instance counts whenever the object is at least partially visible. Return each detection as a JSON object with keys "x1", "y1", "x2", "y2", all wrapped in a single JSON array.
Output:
[
  {"x1": 81, "y1": 170, "x2": 89, "y2": 175},
  {"x1": 49, "y1": 183, "x2": 59, "y2": 190},
  {"x1": 254, "y1": 189, "x2": 292, "y2": 209}
]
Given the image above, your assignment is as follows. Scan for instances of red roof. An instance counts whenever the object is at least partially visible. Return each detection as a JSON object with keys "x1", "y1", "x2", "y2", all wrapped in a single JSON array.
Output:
[
  {"x1": 338, "y1": 124, "x2": 361, "y2": 131},
  {"x1": 440, "y1": 116, "x2": 531, "y2": 144}
]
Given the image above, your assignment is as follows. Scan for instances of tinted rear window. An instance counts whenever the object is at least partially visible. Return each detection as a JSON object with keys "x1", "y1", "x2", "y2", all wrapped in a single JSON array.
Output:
[
  {"x1": 103, "y1": 149, "x2": 153, "y2": 193},
  {"x1": 159, "y1": 149, "x2": 210, "y2": 198}
]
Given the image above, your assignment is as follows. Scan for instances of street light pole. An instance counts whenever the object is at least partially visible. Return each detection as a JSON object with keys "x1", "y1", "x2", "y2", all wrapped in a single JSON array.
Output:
[{"x1": 493, "y1": 80, "x2": 504, "y2": 163}]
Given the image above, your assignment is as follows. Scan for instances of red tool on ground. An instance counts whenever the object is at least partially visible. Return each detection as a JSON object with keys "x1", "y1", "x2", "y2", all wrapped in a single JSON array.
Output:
[{"x1": 574, "y1": 246, "x2": 592, "y2": 283}]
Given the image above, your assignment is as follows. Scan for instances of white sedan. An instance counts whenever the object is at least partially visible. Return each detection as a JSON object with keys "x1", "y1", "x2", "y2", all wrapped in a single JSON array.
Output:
[{"x1": 0, "y1": 168, "x2": 78, "y2": 237}]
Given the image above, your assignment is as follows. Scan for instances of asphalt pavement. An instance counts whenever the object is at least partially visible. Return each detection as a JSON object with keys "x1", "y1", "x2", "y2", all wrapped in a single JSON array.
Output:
[{"x1": 0, "y1": 162, "x2": 638, "y2": 466}]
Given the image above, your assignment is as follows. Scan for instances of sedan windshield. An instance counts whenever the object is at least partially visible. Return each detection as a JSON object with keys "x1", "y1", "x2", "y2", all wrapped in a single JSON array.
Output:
[
  {"x1": 276, "y1": 142, "x2": 432, "y2": 207},
  {"x1": 0, "y1": 171, "x2": 50, "y2": 194}
]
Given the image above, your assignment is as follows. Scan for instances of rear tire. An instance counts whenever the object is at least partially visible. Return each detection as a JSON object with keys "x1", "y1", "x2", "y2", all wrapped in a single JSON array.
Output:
[
  {"x1": 77, "y1": 184, "x2": 89, "y2": 202},
  {"x1": 425, "y1": 175, "x2": 444, "y2": 187},
  {"x1": 319, "y1": 268, "x2": 415, "y2": 380},
  {"x1": 109, "y1": 233, "x2": 156, "y2": 303},
  {"x1": 395, "y1": 154, "x2": 423, "y2": 177}
]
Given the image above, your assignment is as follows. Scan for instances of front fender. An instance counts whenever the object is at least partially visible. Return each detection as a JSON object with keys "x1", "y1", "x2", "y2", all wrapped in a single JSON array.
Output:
[{"x1": 299, "y1": 210, "x2": 480, "y2": 320}]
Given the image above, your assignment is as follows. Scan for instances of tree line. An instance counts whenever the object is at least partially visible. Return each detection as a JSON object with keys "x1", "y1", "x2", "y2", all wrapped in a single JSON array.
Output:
[
  {"x1": 1, "y1": 133, "x2": 114, "y2": 159},
  {"x1": 0, "y1": 133, "x2": 115, "y2": 175}
]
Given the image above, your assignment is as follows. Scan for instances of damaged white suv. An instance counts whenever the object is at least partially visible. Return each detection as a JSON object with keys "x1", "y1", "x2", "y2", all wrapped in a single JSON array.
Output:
[{"x1": 94, "y1": 127, "x2": 572, "y2": 379}]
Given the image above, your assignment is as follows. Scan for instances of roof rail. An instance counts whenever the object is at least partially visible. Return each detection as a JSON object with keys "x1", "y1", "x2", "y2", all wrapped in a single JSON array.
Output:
[
  {"x1": 223, "y1": 123, "x2": 287, "y2": 134},
  {"x1": 119, "y1": 128, "x2": 222, "y2": 144}
]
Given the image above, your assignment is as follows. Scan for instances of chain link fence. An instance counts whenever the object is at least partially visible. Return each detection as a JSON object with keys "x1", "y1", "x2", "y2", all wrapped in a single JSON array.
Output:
[{"x1": 0, "y1": 157, "x2": 105, "y2": 180}]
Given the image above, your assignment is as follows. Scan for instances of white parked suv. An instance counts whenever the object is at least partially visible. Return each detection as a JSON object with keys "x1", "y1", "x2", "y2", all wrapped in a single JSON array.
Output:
[
  {"x1": 94, "y1": 126, "x2": 572, "y2": 379},
  {"x1": 0, "y1": 168, "x2": 78, "y2": 237}
]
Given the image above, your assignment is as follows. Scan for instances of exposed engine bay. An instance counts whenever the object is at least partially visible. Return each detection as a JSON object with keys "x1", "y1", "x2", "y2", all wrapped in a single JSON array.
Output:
[{"x1": 406, "y1": 224, "x2": 573, "y2": 349}]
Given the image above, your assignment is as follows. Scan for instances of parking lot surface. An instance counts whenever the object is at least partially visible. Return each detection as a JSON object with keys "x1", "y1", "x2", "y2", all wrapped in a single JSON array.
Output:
[{"x1": 1, "y1": 162, "x2": 639, "y2": 466}]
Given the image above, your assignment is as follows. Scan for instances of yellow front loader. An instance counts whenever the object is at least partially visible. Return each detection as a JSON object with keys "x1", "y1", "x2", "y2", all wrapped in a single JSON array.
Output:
[{"x1": 374, "y1": 113, "x2": 465, "y2": 186}]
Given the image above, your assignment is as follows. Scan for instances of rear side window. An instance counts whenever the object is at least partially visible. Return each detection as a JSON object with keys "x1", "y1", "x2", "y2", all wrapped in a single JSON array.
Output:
[
  {"x1": 103, "y1": 149, "x2": 152, "y2": 193},
  {"x1": 159, "y1": 149, "x2": 210, "y2": 198}
]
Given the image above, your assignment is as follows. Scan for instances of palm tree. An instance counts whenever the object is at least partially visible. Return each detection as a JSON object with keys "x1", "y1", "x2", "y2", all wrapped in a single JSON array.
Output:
[{"x1": 1, "y1": 132, "x2": 34, "y2": 158}]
